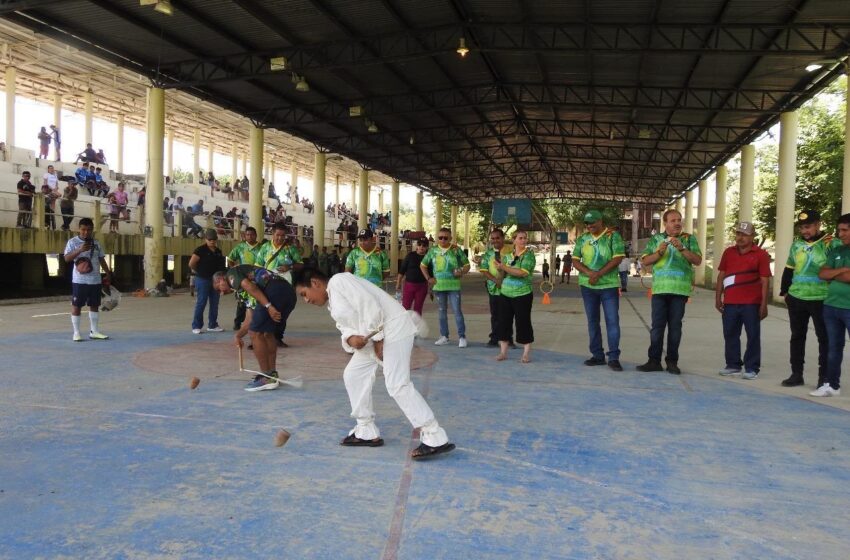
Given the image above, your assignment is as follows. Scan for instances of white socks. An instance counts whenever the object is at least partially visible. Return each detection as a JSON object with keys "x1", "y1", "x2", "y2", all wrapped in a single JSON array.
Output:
[
  {"x1": 71, "y1": 315, "x2": 81, "y2": 335},
  {"x1": 89, "y1": 312, "x2": 99, "y2": 334}
]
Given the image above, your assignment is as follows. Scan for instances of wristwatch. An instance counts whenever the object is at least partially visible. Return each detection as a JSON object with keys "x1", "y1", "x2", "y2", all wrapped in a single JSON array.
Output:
[{"x1": 264, "y1": 302, "x2": 272, "y2": 309}]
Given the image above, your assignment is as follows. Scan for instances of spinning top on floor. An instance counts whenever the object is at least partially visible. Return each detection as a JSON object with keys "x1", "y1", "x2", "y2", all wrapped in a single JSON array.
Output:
[
  {"x1": 189, "y1": 377, "x2": 201, "y2": 390},
  {"x1": 274, "y1": 429, "x2": 291, "y2": 447}
]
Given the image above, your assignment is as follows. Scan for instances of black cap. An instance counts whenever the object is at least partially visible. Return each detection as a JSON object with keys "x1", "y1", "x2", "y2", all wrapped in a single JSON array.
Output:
[
  {"x1": 796, "y1": 210, "x2": 821, "y2": 226},
  {"x1": 357, "y1": 228, "x2": 374, "y2": 239}
]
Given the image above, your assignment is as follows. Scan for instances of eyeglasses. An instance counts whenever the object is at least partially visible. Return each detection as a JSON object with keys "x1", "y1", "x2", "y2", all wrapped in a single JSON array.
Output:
[{"x1": 438, "y1": 236, "x2": 450, "y2": 240}]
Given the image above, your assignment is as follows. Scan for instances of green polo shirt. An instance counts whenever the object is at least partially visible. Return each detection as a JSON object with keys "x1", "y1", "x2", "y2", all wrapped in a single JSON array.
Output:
[
  {"x1": 824, "y1": 244, "x2": 850, "y2": 309},
  {"x1": 500, "y1": 248, "x2": 536, "y2": 298},
  {"x1": 227, "y1": 240, "x2": 263, "y2": 266},
  {"x1": 421, "y1": 245, "x2": 469, "y2": 292},
  {"x1": 786, "y1": 234, "x2": 841, "y2": 301},
  {"x1": 256, "y1": 242, "x2": 302, "y2": 272},
  {"x1": 574, "y1": 229, "x2": 625, "y2": 290},
  {"x1": 642, "y1": 233, "x2": 702, "y2": 296},
  {"x1": 345, "y1": 246, "x2": 390, "y2": 286},
  {"x1": 480, "y1": 247, "x2": 504, "y2": 296}
]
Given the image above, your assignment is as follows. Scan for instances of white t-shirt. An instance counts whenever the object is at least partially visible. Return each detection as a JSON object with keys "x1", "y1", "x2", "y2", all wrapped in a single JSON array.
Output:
[
  {"x1": 64, "y1": 236, "x2": 104, "y2": 285},
  {"x1": 618, "y1": 257, "x2": 631, "y2": 273},
  {"x1": 43, "y1": 172, "x2": 58, "y2": 191}
]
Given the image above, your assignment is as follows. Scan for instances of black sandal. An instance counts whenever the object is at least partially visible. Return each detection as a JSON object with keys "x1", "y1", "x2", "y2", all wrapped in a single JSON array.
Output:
[
  {"x1": 411, "y1": 442, "x2": 456, "y2": 460},
  {"x1": 340, "y1": 434, "x2": 384, "y2": 447}
]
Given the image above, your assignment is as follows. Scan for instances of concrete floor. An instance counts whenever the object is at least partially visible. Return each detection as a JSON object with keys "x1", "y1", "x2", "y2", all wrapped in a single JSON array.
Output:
[{"x1": 1, "y1": 274, "x2": 848, "y2": 559}]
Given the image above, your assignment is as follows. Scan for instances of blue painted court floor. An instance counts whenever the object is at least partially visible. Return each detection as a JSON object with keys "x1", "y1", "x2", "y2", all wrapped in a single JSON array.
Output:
[{"x1": 2, "y1": 296, "x2": 850, "y2": 559}]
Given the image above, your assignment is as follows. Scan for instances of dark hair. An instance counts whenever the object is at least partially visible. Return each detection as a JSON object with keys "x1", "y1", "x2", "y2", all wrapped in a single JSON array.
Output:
[
  {"x1": 663, "y1": 209, "x2": 681, "y2": 223},
  {"x1": 245, "y1": 226, "x2": 257, "y2": 234},
  {"x1": 489, "y1": 229, "x2": 505, "y2": 238},
  {"x1": 79, "y1": 217, "x2": 94, "y2": 227},
  {"x1": 291, "y1": 266, "x2": 328, "y2": 288},
  {"x1": 439, "y1": 227, "x2": 451, "y2": 234},
  {"x1": 273, "y1": 222, "x2": 287, "y2": 232},
  {"x1": 838, "y1": 213, "x2": 850, "y2": 227}
]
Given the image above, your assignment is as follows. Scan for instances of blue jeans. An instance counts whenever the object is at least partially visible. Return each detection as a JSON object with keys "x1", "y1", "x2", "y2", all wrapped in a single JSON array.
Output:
[
  {"x1": 648, "y1": 294, "x2": 688, "y2": 362},
  {"x1": 435, "y1": 290, "x2": 466, "y2": 338},
  {"x1": 580, "y1": 286, "x2": 620, "y2": 360},
  {"x1": 192, "y1": 276, "x2": 220, "y2": 330},
  {"x1": 823, "y1": 304, "x2": 850, "y2": 389},
  {"x1": 722, "y1": 304, "x2": 761, "y2": 372}
]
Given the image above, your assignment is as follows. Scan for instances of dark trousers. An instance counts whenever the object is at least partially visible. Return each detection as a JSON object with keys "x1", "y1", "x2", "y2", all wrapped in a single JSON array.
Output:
[
  {"x1": 61, "y1": 203, "x2": 74, "y2": 229},
  {"x1": 822, "y1": 304, "x2": 850, "y2": 389},
  {"x1": 619, "y1": 271, "x2": 629, "y2": 290},
  {"x1": 786, "y1": 294, "x2": 828, "y2": 383},
  {"x1": 498, "y1": 293, "x2": 534, "y2": 344},
  {"x1": 488, "y1": 293, "x2": 513, "y2": 344},
  {"x1": 45, "y1": 207, "x2": 55, "y2": 230},
  {"x1": 722, "y1": 304, "x2": 761, "y2": 372},
  {"x1": 275, "y1": 296, "x2": 296, "y2": 342},
  {"x1": 234, "y1": 299, "x2": 247, "y2": 330},
  {"x1": 402, "y1": 281, "x2": 428, "y2": 315},
  {"x1": 17, "y1": 201, "x2": 31, "y2": 227},
  {"x1": 581, "y1": 286, "x2": 620, "y2": 360},
  {"x1": 648, "y1": 294, "x2": 688, "y2": 363}
]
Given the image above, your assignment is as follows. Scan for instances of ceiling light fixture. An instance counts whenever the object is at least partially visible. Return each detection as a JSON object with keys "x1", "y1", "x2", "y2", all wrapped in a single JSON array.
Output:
[
  {"x1": 270, "y1": 56, "x2": 287, "y2": 71},
  {"x1": 367, "y1": 121, "x2": 378, "y2": 133},
  {"x1": 806, "y1": 63, "x2": 824, "y2": 72},
  {"x1": 140, "y1": 0, "x2": 173, "y2": 15},
  {"x1": 409, "y1": 135, "x2": 415, "y2": 145},
  {"x1": 295, "y1": 76, "x2": 310, "y2": 92},
  {"x1": 456, "y1": 37, "x2": 469, "y2": 57}
]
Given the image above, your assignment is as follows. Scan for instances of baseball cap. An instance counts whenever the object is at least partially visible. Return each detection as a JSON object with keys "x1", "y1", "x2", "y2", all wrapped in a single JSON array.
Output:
[
  {"x1": 796, "y1": 210, "x2": 821, "y2": 225},
  {"x1": 204, "y1": 228, "x2": 218, "y2": 240},
  {"x1": 357, "y1": 227, "x2": 374, "y2": 239},
  {"x1": 735, "y1": 221, "x2": 755, "y2": 235},
  {"x1": 583, "y1": 210, "x2": 602, "y2": 223}
]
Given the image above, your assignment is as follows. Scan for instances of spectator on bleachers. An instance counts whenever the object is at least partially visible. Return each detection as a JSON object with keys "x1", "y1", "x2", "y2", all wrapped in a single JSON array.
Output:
[
  {"x1": 294, "y1": 186, "x2": 300, "y2": 204},
  {"x1": 60, "y1": 181, "x2": 78, "y2": 231},
  {"x1": 183, "y1": 204, "x2": 204, "y2": 238},
  {"x1": 225, "y1": 206, "x2": 238, "y2": 232},
  {"x1": 114, "y1": 182, "x2": 129, "y2": 222},
  {"x1": 106, "y1": 191, "x2": 120, "y2": 233},
  {"x1": 42, "y1": 164, "x2": 60, "y2": 230},
  {"x1": 268, "y1": 182, "x2": 279, "y2": 202},
  {"x1": 50, "y1": 125, "x2": 60, "y2": 160},
  {"x1": 274, "y1": 203, "x2": 286, "y2": 224},
  {"x1": 192, "y1": 199, "x2": 204, "y2": 214},
  {"x1": 206, "y1": 171, "x2": 215, "y2": 186},
  {"x1": 222, "y1": 181, "x2": 234, "y2": 201},
  {"x1": 285, "y1": 181, "x2": 293, "y2": 203},
  {"x1": 38, "y1": 126, "x2": 51, "y2": 159},
  {"x1": 94, "y1": 167, "x2": 109, "y2": 197},
  {"x1": 16, "y1": 170, "x2": 35, "y2": 228},
  {"x1": 212, "y1": 205, "x2": 226, "y2": 234},
  {"x1": 75, "y1": 162, "x2": 95, "y2": 195},
  {"x1": 239, "y1": 208, "x2": 248, "y2": 226},
  {"x1": 95, "y1": 149, "x2": 106, "y2": 165},
  {"x1": 75, "y1": 143, "x2": 97, "y2": 164}
]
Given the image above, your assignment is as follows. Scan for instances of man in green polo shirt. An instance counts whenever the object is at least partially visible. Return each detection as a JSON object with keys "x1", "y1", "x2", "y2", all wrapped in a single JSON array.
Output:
[
  {"x1": 226, "y1": 226, "x2": 265, "y2": 330},
  {"x1": 256, "y1": 222, "x2": 302, "y2": 347},
  {"x1": 480, "y1": 228, "x2": 513, "y2": 347},
  {"x1": 421, "y1": 227, "x2": 471, "y2": 348},
  {"x1": 345, "y1": 227, "x2": 391, "y2": 286},
  {"x1": 778, "y1": 210, "x2": 841, "y2": 388},
  {"x1": 637, "y1": 208, "x2": 702, "y2": 374},
  {"x1": 811, "y1": 213, "x2": 850, "y2": 397},
  {"x1": 573, "y1": 210, "x2": 625, "y2": 371}
]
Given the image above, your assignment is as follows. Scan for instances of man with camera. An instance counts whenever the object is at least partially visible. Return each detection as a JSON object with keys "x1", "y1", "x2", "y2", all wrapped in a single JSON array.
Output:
[{"x1": 63, "y1": 217, "x2": 113, "y2": 341}]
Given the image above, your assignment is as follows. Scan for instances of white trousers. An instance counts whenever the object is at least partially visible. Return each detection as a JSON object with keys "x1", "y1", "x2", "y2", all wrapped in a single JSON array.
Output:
[{"x1": 344, "y1": 334, "x2": 448, "y2": 447}]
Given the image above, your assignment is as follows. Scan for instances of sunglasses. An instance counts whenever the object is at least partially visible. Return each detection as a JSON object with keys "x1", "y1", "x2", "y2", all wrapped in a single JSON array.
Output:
[{"x1": 438, "y1": 236, "x2": 450, "y2": 240}]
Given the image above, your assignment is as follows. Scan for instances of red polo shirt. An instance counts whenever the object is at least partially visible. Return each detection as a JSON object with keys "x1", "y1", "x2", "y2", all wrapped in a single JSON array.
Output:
[{"x1": 718, "y1": 245, "x2": 772, "y2": 304}]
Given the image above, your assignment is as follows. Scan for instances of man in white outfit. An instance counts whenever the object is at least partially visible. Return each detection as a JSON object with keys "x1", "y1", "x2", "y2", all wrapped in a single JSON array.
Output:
[{"x1": 293, "y1": 269, "x2": 455, "y2": 459}]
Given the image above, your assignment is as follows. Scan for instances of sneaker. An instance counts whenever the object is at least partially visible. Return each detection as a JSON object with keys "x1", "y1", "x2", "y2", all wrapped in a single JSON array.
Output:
[
  {"x1": 809, "y1": 384, "x2": 840, "y2": 397},
  {"x1": 434, "y1": 336, "x2": 450, "y2": 346},
  {"x1": 192, "y1": 328, "x2": 202, "y2": 335},
  {"x1": 742, "y1": 370, "x2": 759, "y2": 380},
  {"x1": 583, "y1": 357, "x2": 606, "y2": 366},
  {"x1": 781, "y1": 375, "x2": 804, "y2": 387},
  {"x1": 72, "y1": 332, "x2": 83, "y2": 342},
  {"x1": 718, "y1": 367, "x2": 742, "y2": 376},
  {"x1": 636, "y1": 360, "x2": 663, "y2": 372},
  {"x1": 458, "y1": 337, "x2": 468, "y2": 348},
  {"x1": 89, "y1": 332, "x2": 109, "y2": 340},
  {"x1": 608, "y1": 360, "x2": 623, "y2": 371},
  {"x1": 244, "y1": 374, "x2": 280, "y2": 392},
  {"x1": 207, "y1": 326, "x2": 224, "y2": 332}
]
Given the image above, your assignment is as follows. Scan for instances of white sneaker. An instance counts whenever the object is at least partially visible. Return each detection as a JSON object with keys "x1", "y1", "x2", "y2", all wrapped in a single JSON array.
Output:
[
  {"x1": 207, "y1": 326, "x2": 224, "y2": 332},
  {"x1": 718, "y1": 367, "x2": 741, "y2": 376},
  {"x1": 434, "y1": 336, "x2": 449, "y2": 346},
  {"x1": 810, "y1": 384, "x2": 840, "y2": 397},
  {"x1": 458, "y1": 337, "x2": 468, "y2": 348},
  {"x1": 72, "y1": 332, "x2": 83, "y2": 342},
  {"x1": 742, "y1": 370, "x2": 759, "y2": 380},
  {"x1": 89, "y1": 332, "x2": 109, "y2": 340},
  {"x1": 192, "y1": 328, "x2": 202, "y2": 335}
]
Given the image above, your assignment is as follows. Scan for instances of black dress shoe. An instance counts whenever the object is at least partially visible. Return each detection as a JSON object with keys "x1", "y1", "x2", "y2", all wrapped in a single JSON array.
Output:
[
  {"x1": 666, "y1": 362, "x2": 681, "y2": 375},
  {"x1": 636, "y1": 360, "x2": 664, "y2": 372},
  {"x1": 781, "y1": 376, "x2": 804, "y2": 387},
  {"x1": 608, "y1": 360, "x2": 623, "y2": 371},
  {"x1": 584, "y1": 357, "x2": 606, "y2": 366}
]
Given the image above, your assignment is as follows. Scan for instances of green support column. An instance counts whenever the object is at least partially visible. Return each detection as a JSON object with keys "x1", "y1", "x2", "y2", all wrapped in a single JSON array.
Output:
[
  {"x1": 314, "y1": 152, "x2": 327, "y2": 249},
  {"x1": 144, "y1": 86, "x2": 165, "y2": 290},
  {"x1": 415, "y1": 190, "x2": 423, "y2": 231},
  {"x1": 249, "y1": 126, "x2": 264, "y2": 234},
  {"x1": 434, "y1": 197, "x2": 443, "y2": 238},
  {"x1": 695, "y1": 179, "x2": 708, "y2": 286},
  {"x1": 5, "y1": 66, "x2": 15, "y2": 147},
  {"x1": 358, "y1": 168, "x2": 369, "y2": 230},
  {"x1": 390, "y1": 181, "x2": 400, "y2": 274},
  {"x1": 774, "y1": 110, "x2": 799, "y2": 302},
  {"x1": 712, "y1": 166, "x2": 728, "y2": 286},
  {"x1": 739, "y1": 145, "x2": 755, "y2": 223}
]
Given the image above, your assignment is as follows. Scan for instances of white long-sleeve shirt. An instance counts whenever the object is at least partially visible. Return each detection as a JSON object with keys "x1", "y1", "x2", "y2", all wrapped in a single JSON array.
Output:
[{"x1": 327, "y1": 273, "x2": 417, "y2": 353}]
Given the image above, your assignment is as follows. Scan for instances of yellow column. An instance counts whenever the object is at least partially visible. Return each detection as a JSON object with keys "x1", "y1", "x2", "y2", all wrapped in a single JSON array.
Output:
[
  {"x1": 713, "y1": 165, "x2": 728, "y2": 285},
  {"x1": 739, "y1": 144, "x2": 755, "y2": 223},
  {"x1": 4, "y1": 66, "x2": 15, "y2": 147},
  {"x1": 695, "y1": 179, "x2": 708, "y2": 286},
  {"x1": 230, "y1": 143, "x2": 238, "y2": 182},
  {"x1": 390, "y1": 180, "x2": 400, "y2": 274},
  {"x1": 774, "y1": 110, "x2": 799, "y2": 302},
  {"x1": 192, "y1": 129, "x2": 201, "y2": 183},
  {"x1": 290, "y1": 160, "x2": 298, "y2": 197},
  {"x1": 675, "y1": 197, "x2": 684, "y2": 217},
  {"x1": 144, "y1": 87, "x2": 165, "y2": 290},
  {"x1": 843, "y1": 71, "x2": 850, "y2": 213},
  {"x1": 52, "y1": 93, "x2": 61, "y2": 159},
  {"x1": 684, "y1": 190, "x2": 694, "y2": 233},
  {"x1": 270, "y1": 160, "x2": 276, "y2": 186},
  {"x1": 350, "y1": 180, "x2": 356, "y2": 211},
  {"x1": 249, "y1": 126, "x2": 264, "y2": 234},
  {"x1": 434, "y1": 197, "x2": 443, "y2": 238},
  {"x1": 335, "y1": 174, "x2": 340, "y2": 206},
  {"x1": 207, "y1": 142, "x2": 214, "y2": 178},
  {"x1": 358, "y1": 168, "x2": 369, "y2": 230},
  {"x1": 314, "y1": 152, "x2": 327, "y2": 249},
  {"x1": 450, "y1": 204, "x2": 458, "y2": 241},
  {"x1": 241, "y1": 153, "x2": 247, "y2": 178},
  {"x1": 116, "y1": 114, "x2": 124, "y2": 174},
  {"x1": 166, "y1": 129, "x2": 174, "y2": 179},
  {"x1": 463, "y1": 209, "x2": 471, "y2": 249},
  {"x1": 84, "y1": 89, "x2": 93, "y2": 146},
  {"x1": 415, "y1": 190, "x2": 423, "y2": 230}
]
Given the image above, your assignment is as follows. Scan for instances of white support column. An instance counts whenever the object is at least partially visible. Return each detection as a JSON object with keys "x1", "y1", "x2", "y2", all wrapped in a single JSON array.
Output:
[
  {"x1": 290, "y1": 160, "x2": 298, "y2": 196},
  {"x1": 207, "y1": 142, "x2": 214, "y2": 177},
  {"x1": 270, "y1": 160, "x2": 276, "y2": 186},
  {"x1": 675, "y1": 197, "x2": 684, "y2": 217},
  {"x1": 241, "y1": 152, "x2": 247, "y2": 178},
  {"x1": 695, "y1": 179, "x2": 708, "y2": 286},
  {"x1": 358, "y1": 168, "x2": 369, "y2": 230},
  {"x1": 335, "y1": 174, "x2": 340, "y2": 206},
  {"x1": 4, "y1": 66, "x2": 15, "y2": 147},
  {"x1": 314, "y1": 152, "x2": 327, "y2": 249},
  {"x1": 144, "y1": 87, "x2": 165, "y2": 290},
  {"x1": 116, "y1": 114, "x2": 124, "y2": 175},
  {"x1": 739, "y1": 144, "x2": 755, "y2": 223},
  {"x1": 774, "y1": 111, "x2": 799, "y2": 302},
  {"x1": 685, "y1": 190, "x2": 695, "y2": 233},
  {"x1": 843, "y1": 69, "x2": 850, "y2": 214},
  {"x1": 350, "y1": 180, "x2": 356, "y2": 211},
  {"x1": 166, "y1": 129, "x2": 174, "y2": 179},
  {"x1": 192, "y1": 129, "x2": 201, "y2": 183},
  {"x1": 713, "y1": 165, "x2": 728, "y2": 285},
  {"x1": 415, "y1": 190, "x2": 423, "y2": 230},
  {"x1": 231, "y1": 143, "x2": 238, "y2": 182},
  {"x1": 434, "y1": 197, "x2": 443, "y2": 238},
  {"x1": 52, "y1": 93, "x2": 61, "y2": 159},
  {"x1": 391, "y1": 180, "x2": 400, "y2": 274},
  {"x1": 463, "y1": 208, "x2": 471, "y2": 250},
  {"x1": 450, "y1": 204, "x2": 458, "y2": 240},
  {"x1": 249, "y1": 127, "x2": 264, "y2": 234},
  {"x1": 84, "y1": 88, "x2": 93, "y2": 146},
  {"x1": 631, "y1": 204, "x2": 639, "y2": 255},
  {"x1": 378, "y1": 189, "x2": 385, "y2": 213}
]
